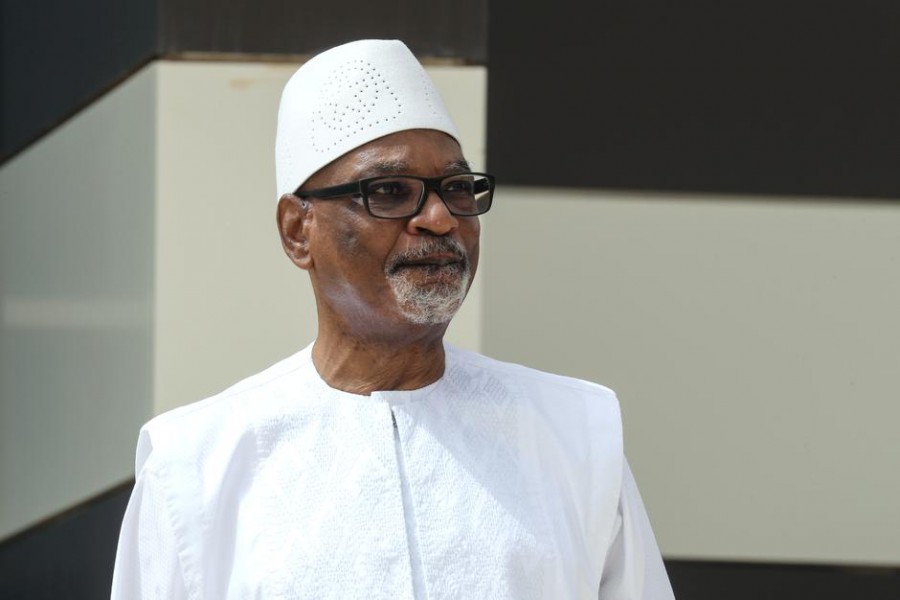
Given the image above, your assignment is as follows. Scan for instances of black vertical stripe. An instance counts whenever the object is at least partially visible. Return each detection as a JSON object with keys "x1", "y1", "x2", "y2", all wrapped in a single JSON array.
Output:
[
  {"x1": 157, "y1": 0, "x2": 486, "y2": 60},
  {"x1": 487, "y1": 1, "x2": 900, "y2": 198}
]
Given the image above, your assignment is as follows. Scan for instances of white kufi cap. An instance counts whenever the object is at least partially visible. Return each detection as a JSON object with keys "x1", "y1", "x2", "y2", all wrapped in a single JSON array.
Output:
[{"x1": 275, "y1": 39, "x2": 460, "y2": 198}]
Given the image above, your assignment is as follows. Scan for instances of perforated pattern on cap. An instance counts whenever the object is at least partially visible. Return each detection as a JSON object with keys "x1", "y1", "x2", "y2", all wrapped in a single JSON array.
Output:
[
  {"x1": 275, "y1": 40, "x2": 460, "y2": 199},
  {"x1": 311, "y1": 59, "x2": 403, "y2": 154}
]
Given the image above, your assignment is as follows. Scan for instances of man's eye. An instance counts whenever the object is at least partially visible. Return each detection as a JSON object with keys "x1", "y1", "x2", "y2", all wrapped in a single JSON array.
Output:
[
  {"x1": 444, "y1": 180, "x2": 475, "y2": 195},
  {"x1": 368, "y1": 181, "x2": 410, "y2": 196}
]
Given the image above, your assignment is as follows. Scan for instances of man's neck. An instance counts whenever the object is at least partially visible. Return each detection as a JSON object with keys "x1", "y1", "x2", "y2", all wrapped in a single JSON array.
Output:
[{"x1": 311, "y1": 328, "x2": 447, "y2": 396}]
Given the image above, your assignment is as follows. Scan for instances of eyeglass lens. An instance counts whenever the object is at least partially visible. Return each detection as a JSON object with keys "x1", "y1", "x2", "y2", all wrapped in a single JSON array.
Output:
[{"x1": 364, "y1": 174, "x2": 492, "y2": 218}]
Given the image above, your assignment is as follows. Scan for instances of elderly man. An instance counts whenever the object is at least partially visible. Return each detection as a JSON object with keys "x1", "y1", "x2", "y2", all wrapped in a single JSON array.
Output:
[{"x1": 111, "y1": 40, "x2": 674, "y2": 599}]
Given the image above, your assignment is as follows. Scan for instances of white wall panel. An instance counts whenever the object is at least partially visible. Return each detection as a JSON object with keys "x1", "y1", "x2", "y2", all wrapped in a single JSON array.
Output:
[
  {"x1": 482, "y1": 187, "x2": 900, "y2": 566},
  {"x1": 0, "y1": 66, "x2": 157, "y2": 539}
]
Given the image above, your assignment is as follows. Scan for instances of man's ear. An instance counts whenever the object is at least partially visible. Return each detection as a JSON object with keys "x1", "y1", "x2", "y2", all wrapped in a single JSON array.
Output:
[{"x1": 276, "y1": 194, "x2": 313, "y2": 270}]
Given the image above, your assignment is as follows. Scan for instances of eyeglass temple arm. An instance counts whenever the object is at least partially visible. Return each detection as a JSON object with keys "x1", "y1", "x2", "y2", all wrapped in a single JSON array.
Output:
[{"x1": 294, "y1": 181, "x2": 362, "y2": 199}]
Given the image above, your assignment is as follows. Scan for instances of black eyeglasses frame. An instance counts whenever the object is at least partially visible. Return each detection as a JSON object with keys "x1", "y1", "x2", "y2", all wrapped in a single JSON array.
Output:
[{"x1": 293, "y1": 172, "x2": 495, "y2": 220}]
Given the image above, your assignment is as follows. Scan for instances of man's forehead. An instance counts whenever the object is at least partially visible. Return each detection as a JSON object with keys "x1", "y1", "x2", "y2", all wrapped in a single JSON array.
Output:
[
  {"x1": 350, "y1": 157, "x2": 472, "y2": 179},
  {"x1": 326, "y1": 131, "x2": 468, "y2": 180}
]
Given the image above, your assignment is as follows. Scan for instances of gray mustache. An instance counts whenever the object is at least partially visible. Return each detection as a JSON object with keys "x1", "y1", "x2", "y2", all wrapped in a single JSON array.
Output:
[{"x1": 386, "y1": 238, "x2": 468, "y2": 274}]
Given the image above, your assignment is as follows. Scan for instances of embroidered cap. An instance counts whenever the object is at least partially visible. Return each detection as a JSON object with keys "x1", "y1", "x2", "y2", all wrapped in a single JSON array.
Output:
[{"x1": 275, "y1": 39, "x2": 461, "y2": 199}]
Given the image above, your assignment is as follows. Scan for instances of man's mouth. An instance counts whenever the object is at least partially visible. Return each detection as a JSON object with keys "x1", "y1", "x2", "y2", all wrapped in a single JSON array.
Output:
[
  {"x1": 384, "y1": 238, "x2": 473, "y2": 324},
  {"x1": 387, "y1": 240, "x2": 469, "y2": 275},
  {"x1": 394, "y1": 254, "x2": 464, "y2": 270},
  {"x1": 391, "y1": 260, "x2": 466, "y2": 282}
]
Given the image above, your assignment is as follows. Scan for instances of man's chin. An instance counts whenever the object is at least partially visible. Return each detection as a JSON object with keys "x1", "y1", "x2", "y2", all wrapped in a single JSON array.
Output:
[
  {"x1": 399, "y1": 300, "x2": 464, "y2": 326},
  {"x1": 388, "y1": 268, "x2": 470, "y2": 326}
]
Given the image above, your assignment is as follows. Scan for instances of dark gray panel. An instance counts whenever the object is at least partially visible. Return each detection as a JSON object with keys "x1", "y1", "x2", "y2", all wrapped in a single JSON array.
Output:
[
  {"x1": 667, "y1": 560, "x2": 900, "y2": 600},
  {"x1": 158, "y1": 0, "x2": 487, "y2": 61},
  {"x1": 1, "y1": 0, "x2": 158, "y2": 160},
  {"x1": 487, "y1": 1, "x2": 900, "y2": 199},
  {"x1": 0, "y1": 482, "x2": 132, "y2": 600}
]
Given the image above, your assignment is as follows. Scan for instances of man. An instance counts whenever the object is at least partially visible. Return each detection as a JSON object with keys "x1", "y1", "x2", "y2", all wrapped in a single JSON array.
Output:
[{"x1": 112, "y1": 39, "x2": 674, "y2": 599}]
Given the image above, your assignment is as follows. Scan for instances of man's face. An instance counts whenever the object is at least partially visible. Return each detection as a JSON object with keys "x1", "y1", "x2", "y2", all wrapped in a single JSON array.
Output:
[{"x1": 280, "y1": 129, "x2": 481, "y2": 339}]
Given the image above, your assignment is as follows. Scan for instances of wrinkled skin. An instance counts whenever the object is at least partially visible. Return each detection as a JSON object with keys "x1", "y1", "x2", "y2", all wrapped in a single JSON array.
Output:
[{"x1": 277, "y1": 130, "x2": 480, "y2": 394}]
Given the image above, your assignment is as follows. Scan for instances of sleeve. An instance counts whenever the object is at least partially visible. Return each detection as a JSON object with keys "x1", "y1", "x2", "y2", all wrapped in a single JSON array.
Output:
[
  {"x1": 110, "y1": 454, "x2": 190, "y2": 599},
  {"x1": 598, "y1": 460, "x2": 675, "y2": 600}
]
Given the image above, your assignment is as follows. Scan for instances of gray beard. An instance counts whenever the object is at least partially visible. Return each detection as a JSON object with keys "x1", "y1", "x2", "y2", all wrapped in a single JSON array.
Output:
[{"x1": 385, "y1": 239, "x2": 471, "y2": 326}]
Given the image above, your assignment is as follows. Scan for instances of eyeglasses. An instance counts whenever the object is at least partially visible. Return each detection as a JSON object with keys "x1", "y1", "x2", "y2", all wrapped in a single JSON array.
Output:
[{"x1": 294, "y1": 172, "x2": 495, "y2": 219}]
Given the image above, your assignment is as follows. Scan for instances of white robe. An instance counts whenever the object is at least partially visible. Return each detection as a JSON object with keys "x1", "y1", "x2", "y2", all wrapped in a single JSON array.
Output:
[{"x1": 111, "y1": 343, "x2": 674, "y2": 599}]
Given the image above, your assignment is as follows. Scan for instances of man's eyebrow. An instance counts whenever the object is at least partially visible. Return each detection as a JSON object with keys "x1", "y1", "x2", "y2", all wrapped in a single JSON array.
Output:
[
  {"x1": 444, "y1": 159, "x2": 472, "y2": 174},
  {"x1": 359, "y1": 160, "x2": 410, "y2": 178}
]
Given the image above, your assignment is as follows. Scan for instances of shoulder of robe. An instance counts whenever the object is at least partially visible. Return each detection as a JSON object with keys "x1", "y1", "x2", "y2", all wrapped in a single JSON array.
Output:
[
  {"x1": 446, "y1": 343, "x2": 620, "y2": 409},
  {"x1": 445, "y1": 344, "x2": 623, "y2": 465},
  {"x1": 445, "y1": 344, "x2": 624, "y2": 552},
  {"x1": 134, "y1": 346, "x2": 312, "y2": 473}
]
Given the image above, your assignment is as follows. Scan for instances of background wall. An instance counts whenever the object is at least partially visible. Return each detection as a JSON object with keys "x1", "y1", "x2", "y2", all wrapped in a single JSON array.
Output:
[
  {"x1": 2, "y1": 0, "x2": 899, "y2": 597},
  {"x1": 482, "y1": 188, "x2": 900, "y2": 565}
]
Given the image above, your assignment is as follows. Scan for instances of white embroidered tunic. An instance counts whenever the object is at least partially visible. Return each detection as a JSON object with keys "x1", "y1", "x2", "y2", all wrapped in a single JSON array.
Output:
[{"x1": 111, "y1": 344, "x2": 674, "y2": 599}]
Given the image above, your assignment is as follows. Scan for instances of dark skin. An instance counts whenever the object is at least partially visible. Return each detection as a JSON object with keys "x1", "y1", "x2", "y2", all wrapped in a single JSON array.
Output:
[{"x1": 276, "y1": 130, "x2": 481, "y2": 395}]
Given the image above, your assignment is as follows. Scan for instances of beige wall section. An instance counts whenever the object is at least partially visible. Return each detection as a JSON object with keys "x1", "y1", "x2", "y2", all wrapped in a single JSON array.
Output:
[
  {"x1": 0, "y1": 67, "x2": 157, "y2": 539},
  {"x1": 153, "y1": 61, "x2": 487, "y2": 414},
  {"x1": 482, "y1": 187, "x2": 900, "y2": 566}
]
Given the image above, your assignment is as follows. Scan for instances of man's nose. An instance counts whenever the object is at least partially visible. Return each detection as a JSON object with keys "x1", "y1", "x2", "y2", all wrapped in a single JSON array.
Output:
[{"x1": 407, "y1": 190, "x2": 458, "y2": 235}]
